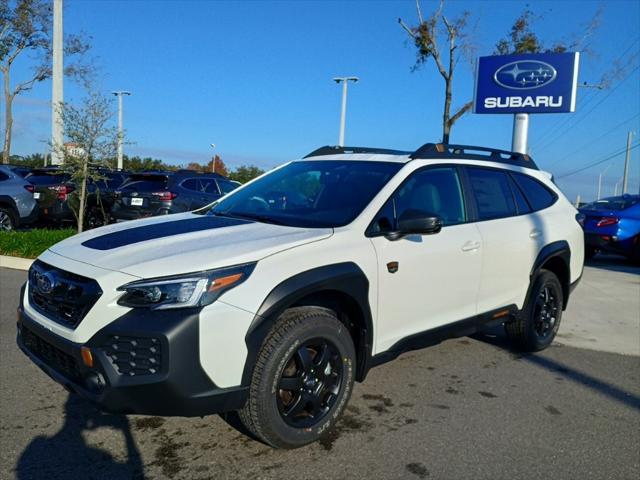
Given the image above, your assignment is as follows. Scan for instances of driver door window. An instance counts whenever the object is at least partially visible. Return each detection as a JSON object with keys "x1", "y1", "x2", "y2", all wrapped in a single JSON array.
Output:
[{"x1": 370, "y1": 167, "x2": 466, "y2": 235}]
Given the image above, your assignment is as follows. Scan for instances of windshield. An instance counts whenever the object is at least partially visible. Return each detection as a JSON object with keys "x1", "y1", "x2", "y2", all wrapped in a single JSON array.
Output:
[
  {"x1": 204, "y1": 160, "x2": 402, "y2": 228},
  {"x1": 583, "y1": 197, "x2": 639, "y2": 211}
]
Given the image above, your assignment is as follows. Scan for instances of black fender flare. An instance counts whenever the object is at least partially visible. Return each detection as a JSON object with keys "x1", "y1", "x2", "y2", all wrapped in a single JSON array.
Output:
[
  {"x1": 241, "y1": 262, "x2": 374, "y2": 385},
  {"x1": 529, "y1": 240, "x2": 571, "y2": 309}
]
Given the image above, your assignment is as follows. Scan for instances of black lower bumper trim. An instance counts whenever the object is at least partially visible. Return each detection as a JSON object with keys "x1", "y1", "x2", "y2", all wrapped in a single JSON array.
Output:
[{"x1": 17, "y1": 300, "x2": 248, "y2": 417}]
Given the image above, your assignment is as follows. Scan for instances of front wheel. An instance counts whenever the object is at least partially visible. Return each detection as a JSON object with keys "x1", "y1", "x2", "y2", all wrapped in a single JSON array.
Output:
[
  {"x1": 238, "y1": 307, "x2": 355, "y2": 448},
  {"x1": 505, "y1": 269, "x2": 563, "y2": 352}
]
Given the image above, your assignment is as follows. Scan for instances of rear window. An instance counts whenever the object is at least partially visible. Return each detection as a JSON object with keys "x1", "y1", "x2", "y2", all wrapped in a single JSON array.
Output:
[
  {"x1": 119, "y1": 175, "x2": 169, "y2": 192},
  {"x1": 93, "y1": 174, "x2": 126, "y2": 190},
  {"x1": 25, "y1": 173, "x2": 68, "y2": 185},
  {"x1": 511, "y1": 173, "x2": 557, "y2": 211},
  {"x1": 467, "y1": 167, "x2": 516, "y2": 221}
]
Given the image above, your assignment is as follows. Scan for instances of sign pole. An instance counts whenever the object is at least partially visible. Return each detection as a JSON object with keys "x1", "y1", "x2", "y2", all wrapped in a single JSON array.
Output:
[{"x1": 511, "y1": 113, "x2": 529, "y2": 154}]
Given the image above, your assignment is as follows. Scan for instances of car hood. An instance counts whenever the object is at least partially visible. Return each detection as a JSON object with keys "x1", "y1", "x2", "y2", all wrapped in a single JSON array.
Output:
[{"x1": 48, "y1": 213, "x2": 333, "y2": 278}]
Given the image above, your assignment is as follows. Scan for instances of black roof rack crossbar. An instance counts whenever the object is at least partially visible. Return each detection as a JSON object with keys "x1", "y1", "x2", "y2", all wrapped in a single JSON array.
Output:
[
  {"x1": 410, "y1": 143, "x2": 538, "y2": 169},
  {"x1": 304, "y1": 145, "x2": 411, "y2": 158}
]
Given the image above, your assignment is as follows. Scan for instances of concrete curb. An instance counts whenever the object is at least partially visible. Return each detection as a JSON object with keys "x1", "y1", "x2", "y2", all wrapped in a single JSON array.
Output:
[{"x1": 0, "y1": 255, "x2": 33, "y2": 271}]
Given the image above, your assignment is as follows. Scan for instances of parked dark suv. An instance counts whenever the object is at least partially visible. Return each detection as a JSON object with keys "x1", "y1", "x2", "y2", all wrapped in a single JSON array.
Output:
[
  {"x1": 26, "y1": 168, "x2": 128, "y2": 227},
  {"x1": 111, "y1": 170, "x2": 238, "y2": 221}
]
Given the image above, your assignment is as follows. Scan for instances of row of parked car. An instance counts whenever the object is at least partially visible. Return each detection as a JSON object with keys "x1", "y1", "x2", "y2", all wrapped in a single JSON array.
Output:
[{"x1": 0, "y1": 164, "x2": 241, "y2": 231}]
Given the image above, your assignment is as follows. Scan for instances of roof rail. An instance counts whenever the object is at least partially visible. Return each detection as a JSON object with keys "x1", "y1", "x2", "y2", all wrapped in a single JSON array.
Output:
[
  {"x1": 304, "y1": 145, "x2": 411, "y2": 158},
  {"x1": 410, "y1": 143, "x2": 538, "y2": 169}
]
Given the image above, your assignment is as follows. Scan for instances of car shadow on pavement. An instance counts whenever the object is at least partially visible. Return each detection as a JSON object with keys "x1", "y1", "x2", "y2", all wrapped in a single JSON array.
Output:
[
  {"x1": 585, "y1": 255, "x2": 640, "y2": 275},
  {"x1": 473, "y1": 326, "x2": 640, "y2": 412},
  {"x1": 15, "y1": 394, "x2": 145, "y2": 479}
]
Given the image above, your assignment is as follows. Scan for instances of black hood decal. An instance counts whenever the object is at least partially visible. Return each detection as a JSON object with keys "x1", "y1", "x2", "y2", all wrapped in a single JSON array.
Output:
[{"x1": 82, "y1": 216, "x2": 250, "y2": 251}]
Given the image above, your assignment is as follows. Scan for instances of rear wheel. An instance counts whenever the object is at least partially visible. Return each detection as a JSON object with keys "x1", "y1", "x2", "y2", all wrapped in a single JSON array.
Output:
[
  {"x1": 505, "y1": 269, "x2": 563, "y2": 352},
  {"x1": 238, "y1": 306, "x2": 355, "y2": 449},
  {"x1": 584, "y1": 246, "x2": 597, "y2": 260},
  {"x1": 0, "y1": 207, "x2": 16, "y2": 231}
]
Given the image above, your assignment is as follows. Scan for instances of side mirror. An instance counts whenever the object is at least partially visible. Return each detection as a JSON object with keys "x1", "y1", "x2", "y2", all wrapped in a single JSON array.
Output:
[{"x1": 385, "y1": 209, "x2": 443, "y2": 241}]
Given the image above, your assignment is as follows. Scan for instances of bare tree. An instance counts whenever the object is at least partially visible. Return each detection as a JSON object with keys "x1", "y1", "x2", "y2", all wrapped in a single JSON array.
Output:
[
  {"x1": 399, "y1": 0, "x2": 476, "y2": 143},
  {"x1": 494, "y1": 8, "x2": 602, "y2": 56},
  {"x1": 0, "y1": 0, "x2": 91, "y2": 164},
  {"x1": 53, "y1": 89, "x2": 118, "y2": 232},
  {"x1": 494, "y1": 7, "x2": 636, "y2": 91}
]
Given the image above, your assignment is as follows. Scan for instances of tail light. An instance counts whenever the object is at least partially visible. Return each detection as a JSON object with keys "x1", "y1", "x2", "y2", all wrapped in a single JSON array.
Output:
[
  {"x1": 151, "y1": 191, "x2": 177, "y2": 201},
  {"x1": 24, "y1": 185, "x2": 35, "y2": 193},
  {"x1": 49, "y1": 185, "x2": 75, "y2": 201},
  {"x1": 575, "y1": 213, "x2": 585, "y2": 227},
  {"x1": 596, "y1": 217, "x2": 618, "y2": 228}
]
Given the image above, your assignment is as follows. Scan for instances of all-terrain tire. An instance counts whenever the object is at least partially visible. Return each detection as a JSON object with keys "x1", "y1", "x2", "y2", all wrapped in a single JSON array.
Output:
[
  {"x1": 238, "y1": 306, "x2": 356, "y2": 449},
  {"x1": 505, "y1": 269, "x2": 563, "y2": 352}
]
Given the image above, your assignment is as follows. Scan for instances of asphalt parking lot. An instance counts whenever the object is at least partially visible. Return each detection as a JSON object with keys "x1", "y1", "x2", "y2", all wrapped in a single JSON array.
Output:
[{"x1": 1, "y1": 258, "x2": 638, "y2": 480}]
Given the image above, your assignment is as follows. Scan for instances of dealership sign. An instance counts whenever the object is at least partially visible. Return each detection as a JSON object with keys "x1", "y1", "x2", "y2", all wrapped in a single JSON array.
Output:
[{"x1": 474, "y1": 52, "x2": 580, "y2": 114}]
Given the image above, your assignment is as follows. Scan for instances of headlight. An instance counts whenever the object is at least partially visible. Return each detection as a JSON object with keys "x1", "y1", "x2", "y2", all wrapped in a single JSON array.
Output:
[{"x1": 117, "y1": 263, "x2": 256, "y2": 310}]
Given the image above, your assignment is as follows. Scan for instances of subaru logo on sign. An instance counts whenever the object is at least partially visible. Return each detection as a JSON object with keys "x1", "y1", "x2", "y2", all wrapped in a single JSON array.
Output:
[
  {"x1": 494, "y1": 61, "x2": 557, "y2": 90},
  {"x1": 35, "y1": 271, "x2": 56, "y2": 294}
]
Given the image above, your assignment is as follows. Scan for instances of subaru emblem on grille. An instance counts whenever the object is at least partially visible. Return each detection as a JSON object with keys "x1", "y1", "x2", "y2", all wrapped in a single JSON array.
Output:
[{"x1": 35, "y1": 271, "x2": 56, "y2": 294}]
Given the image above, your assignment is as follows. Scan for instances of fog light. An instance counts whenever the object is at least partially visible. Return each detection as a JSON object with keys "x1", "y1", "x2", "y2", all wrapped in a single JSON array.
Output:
[{"x1": 81, "y1": 346, "x2": 94, "y2": 367}]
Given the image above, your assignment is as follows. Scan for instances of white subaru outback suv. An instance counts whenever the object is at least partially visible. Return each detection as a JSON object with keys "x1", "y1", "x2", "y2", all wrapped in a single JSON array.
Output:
[{"x1": 18, "y1": 143, "x2": 584, "y2": 448}]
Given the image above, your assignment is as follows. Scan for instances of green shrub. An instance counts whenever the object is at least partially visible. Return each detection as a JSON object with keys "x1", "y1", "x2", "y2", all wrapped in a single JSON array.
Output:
[{"x1": 0, "y1": 229, "x2": 76, "y2": 259}]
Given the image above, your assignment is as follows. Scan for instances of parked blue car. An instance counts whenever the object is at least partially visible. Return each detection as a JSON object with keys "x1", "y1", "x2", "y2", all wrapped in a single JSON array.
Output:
[{"x1": 578, "y1": 194, "x2": 640, "y2": 262}]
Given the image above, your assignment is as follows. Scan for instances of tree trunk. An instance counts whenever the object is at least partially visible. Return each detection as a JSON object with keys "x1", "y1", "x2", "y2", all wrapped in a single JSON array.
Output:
[
  {"x1": 78, "y1": 158, "x2": 88, "y2": 233},
  {"x1": 3, "y1": 71, "x2": 13, "y2": 164},
  {"x1": 442, "y1": 77, "x2": 452, "y2": 144}
]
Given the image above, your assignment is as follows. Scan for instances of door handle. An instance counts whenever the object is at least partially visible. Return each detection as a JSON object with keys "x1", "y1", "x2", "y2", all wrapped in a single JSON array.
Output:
[
  {"x1": 461, "y1": 241, "x2": 481, "y2": 252},
  {"x1": 529, "y1": 229, "x2": 542, "y2": 239}
]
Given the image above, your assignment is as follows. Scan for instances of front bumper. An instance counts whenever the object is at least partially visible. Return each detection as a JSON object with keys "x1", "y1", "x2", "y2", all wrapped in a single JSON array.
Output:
[{"x1": 17, "y1": 290, "x2": 248, "y2": 417}]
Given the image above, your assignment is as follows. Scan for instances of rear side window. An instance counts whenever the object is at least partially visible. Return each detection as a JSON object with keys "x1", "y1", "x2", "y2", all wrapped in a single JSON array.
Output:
[
  {"x1": 467, "y1": 167, "x2": 516, "y2": 221},
  {"x1": 511, "y1": 173, "x2": 557, "y2": 211},
  {"x1": 0, "y1": 171, "x2": 8, "y2": 181},
  {"x1": 507, "y1": 175, "x2": 531, "y2": 215},
  {"x1": 216, "y1": 179, "x2": 237, "y2": 194}
]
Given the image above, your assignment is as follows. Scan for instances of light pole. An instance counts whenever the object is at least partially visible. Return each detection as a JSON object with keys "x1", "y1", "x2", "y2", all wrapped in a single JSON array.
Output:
[
  {"x1": 210, "y1": 143, "x2": 216, "y2": 173},
  {"x1": 614, "y1": 178, "x2": 623, "y2": 196},
  {"x1": 112, "y1": 91, "x2": 131, "y2": 170},
  {"x1": 51, "y1": 0, "x2": 63, "y2": 165},
  {"x1": 622, "y1": 130, "x2": 635, "y2": 194},
  {"x1": 333, "y1": 77, "x2": 359, "y2": 147},
  {"x1": 597, "y1": 163, "x2": 612, "y2": 200}
]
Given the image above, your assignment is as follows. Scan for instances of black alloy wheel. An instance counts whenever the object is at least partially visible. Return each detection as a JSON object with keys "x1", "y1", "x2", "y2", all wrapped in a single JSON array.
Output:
[
  {"x1": 533, "y1": 286, "x2": 559, "y2": 339},
  {"x1": 276, "y1": 339, "x2": 343, "y2": 428}
]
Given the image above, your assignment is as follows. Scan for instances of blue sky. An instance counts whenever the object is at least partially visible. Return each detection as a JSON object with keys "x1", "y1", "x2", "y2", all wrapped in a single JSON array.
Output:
[{"x1": 5, "y1": 0, "x2": 640, "y2": 201}]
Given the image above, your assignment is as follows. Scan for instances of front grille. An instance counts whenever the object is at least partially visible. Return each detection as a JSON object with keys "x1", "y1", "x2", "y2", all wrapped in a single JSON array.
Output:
[
  {"x1": 21, "y1": 326, "x2": 83, "y2": 384},
  {"x1": 29, "y1": 260, "x2": 102, "y2": 329},
  {"x1": 101, "y1": 335, "x2": 162, "y2": 376}
]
